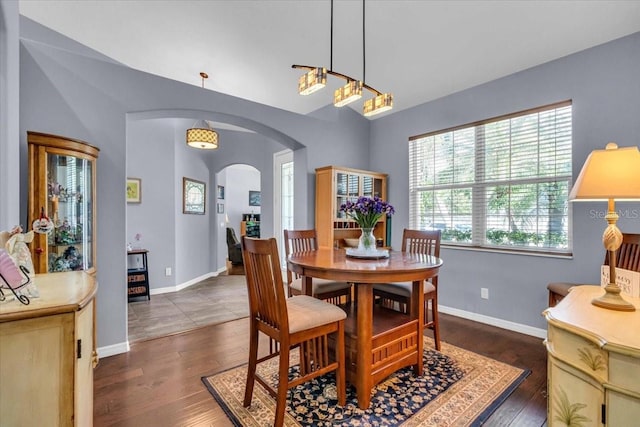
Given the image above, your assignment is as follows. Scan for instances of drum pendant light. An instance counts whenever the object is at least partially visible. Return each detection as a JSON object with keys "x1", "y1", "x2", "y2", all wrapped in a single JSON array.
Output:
[{"x1": 186, "y1": 72, "x2": 219, "y2": 150}]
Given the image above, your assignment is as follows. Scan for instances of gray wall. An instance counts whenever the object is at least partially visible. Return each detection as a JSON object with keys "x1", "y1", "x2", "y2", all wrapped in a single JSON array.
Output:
[
  {"x1": 16, "y1": 16, "x2": 370, "y2": 352},
  {"x1": 173, "y1": 124, "x2": 212, "y2": 283},
  {"x1": 370, "y1": 32, "x2": 640, "y2": 330},
  {"x1": 126, "y1": 119, "x2": 176, "y2": 290},
  {"x1": 0, "y1": 0, "x2": 20, "y2": 230}
]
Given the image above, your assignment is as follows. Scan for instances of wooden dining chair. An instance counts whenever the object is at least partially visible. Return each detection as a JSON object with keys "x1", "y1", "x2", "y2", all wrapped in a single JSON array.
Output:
[
  {"x1": 547, "y1": 232, "x2": 640, "y2": 307},
  {"x1": 284, "y1": 229, "x2": 352, "y2": 304},
  {"x1": 241, "y1": 236, "x2": 346, "y2": 427},
  {"x1": 373, "y1": 229, "x2": 442, "y2": 350}
]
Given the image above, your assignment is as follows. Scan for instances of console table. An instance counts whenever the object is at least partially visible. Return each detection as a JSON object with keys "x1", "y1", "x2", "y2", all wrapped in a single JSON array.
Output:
[{"x1": 543, "y1": 285, "x2": 640, "y2": 426}]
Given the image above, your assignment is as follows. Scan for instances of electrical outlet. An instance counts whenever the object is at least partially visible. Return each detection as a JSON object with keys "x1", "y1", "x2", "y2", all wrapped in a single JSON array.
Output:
[
  {"x1": 481, "y1": 288, "x2": 489, "y2": 299},
  {"x1": 165, "y1": 267, "x2": 172, "y2": 276}
]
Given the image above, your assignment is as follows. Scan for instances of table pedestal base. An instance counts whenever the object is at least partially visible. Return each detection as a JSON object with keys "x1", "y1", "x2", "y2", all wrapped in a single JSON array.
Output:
[{"x1": 335, "y1": 302, "x2": 423, "y2": 408}]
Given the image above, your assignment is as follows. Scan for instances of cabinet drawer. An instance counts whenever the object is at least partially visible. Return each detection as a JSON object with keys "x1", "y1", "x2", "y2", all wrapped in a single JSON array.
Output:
[
  {"x1": 547, "y1": 323, "x2": 608, "y2": 382},
  {"x1": 128, "y1": 274, "x2": 146, "y2": 283},
  {"x1": 609, "y1": 352, "x2": 640, "y2": 394}
]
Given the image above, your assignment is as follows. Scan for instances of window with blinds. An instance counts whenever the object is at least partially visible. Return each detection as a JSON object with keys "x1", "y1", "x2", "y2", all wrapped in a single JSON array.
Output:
[{"x1": 409, "y1": 101, "x2": 572, "y2": 254}]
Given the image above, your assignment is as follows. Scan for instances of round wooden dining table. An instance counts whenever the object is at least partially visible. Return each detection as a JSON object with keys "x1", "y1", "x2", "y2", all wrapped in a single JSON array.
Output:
[{"x1": 287, "y1": 247, "x2": 442, "y2": 409}]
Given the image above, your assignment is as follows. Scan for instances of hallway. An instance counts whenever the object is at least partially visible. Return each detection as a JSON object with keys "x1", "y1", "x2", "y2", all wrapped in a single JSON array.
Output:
[{"x1": 127, "y1": 273, "x2": 248, "y2": 342}]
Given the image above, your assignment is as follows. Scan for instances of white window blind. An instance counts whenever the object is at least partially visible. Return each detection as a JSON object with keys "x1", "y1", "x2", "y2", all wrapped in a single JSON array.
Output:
[{"x1": 409, "y1": 102, "x2": 572, "y2": 253}]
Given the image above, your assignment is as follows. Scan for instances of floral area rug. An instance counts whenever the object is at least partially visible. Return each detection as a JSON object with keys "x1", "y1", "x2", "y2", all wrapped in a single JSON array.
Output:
[{"x1": 201, "y1": 337, "x2": 530, "y2": 426}]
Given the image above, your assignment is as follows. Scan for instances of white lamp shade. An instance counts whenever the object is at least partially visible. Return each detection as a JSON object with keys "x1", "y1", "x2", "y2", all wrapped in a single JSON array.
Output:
[{"x1": 569, "y1": 143, "x2": 640, "y2": 201}]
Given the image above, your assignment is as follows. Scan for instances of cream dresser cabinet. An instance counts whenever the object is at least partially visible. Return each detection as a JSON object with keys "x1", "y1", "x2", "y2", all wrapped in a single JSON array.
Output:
[
  {"x1": 0, "y1": 271, "x2": 98, "y2": 426},
  {"x1": 543, "y1": 285, "x2": 640, "y2": 426}
]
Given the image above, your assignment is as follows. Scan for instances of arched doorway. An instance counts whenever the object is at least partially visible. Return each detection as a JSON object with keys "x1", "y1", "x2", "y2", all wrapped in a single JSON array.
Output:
[{"x1": 216, "y1": 164, "x2": 261, "y2": 271}]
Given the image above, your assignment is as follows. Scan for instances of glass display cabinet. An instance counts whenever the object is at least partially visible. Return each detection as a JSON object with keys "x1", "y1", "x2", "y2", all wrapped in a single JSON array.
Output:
[{"x1": 27, "y1": 131, "x2": 100, "y2": 274}]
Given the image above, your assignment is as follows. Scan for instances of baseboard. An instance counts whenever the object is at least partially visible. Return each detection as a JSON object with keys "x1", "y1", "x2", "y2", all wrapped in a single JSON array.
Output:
[
  {"x1": 97, "y1": 341, "x2": 130, "y2": 358},
  {"x1": 440, "y1": 305, "x2": 547, "y2": 339},
  {"x1": 151, "y1": 271, "x2": 219, "y2": 295}
]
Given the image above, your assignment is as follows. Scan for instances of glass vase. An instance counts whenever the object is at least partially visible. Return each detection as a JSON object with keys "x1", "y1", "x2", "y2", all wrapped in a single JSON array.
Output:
[{"x1": 358, "y1": 228, "x2": 376, "y2": 252}]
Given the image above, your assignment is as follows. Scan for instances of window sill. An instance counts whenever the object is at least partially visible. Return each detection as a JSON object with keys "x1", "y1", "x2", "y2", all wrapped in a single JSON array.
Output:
[{"x1": 441, "y1": 243, "x2": 573, "y2": 259}]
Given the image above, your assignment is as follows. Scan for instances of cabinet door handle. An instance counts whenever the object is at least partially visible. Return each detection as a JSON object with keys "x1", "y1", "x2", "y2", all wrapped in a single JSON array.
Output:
[{"x1": 77, "y1": 339, "x2": 82, "y2": 359}]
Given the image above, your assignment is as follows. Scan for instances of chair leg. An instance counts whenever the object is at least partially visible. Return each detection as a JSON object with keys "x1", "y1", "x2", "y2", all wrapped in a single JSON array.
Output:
[
  {"x1": 431, "y1": 293, "x2": 441, "y2": 351},
  {"x1": 274, "y1": 345, "x2": 291, "y2": 427},
  {"x1": 243, "y1": 322, "x2": 259, "y2": 407},
  {"x1": 336, "y1": 321, "x2": 346, "y2": 406},
  {"x1": 299, "y1": 344, "x2": 307, "y2": 376}
]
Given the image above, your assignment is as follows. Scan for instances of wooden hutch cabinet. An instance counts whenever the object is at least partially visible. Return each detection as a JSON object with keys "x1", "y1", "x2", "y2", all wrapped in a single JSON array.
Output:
[
  {"x1": 544, "y1": 286, "x2": 640, "y2": 426},
  {"x1": 27, "y1": 131, "x2": 99, "y2": 274},
  {"x1": 315, "y1": 166, "x2": 388, "y2": 249}
]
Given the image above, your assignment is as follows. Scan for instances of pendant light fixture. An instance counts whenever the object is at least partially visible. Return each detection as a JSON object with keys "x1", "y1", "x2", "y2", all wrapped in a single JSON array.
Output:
[
  {"x1": 186, "y1": 72, "x2": 219, "y2": 150},
  {"x1": 293, "y1": 0, "x2": 393, "y2": 117},
  {"x1": 299, "y1": 67, "x2": 327, "y2": 95}
]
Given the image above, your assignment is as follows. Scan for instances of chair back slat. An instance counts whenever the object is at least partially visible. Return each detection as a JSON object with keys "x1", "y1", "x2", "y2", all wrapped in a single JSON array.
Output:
[
  {"x1": 402, "y1": 229, "x2": 441, "y2": 257},
  {"x1": 401, "y1": 229, "x2": 441, "y2": 287},
  {"x1": 242, "y1": 236, "x2": 288, "y2": 333},
  {"x1": 283, "y1": 229, "x2": 318, "y2": 283},
  {"x1": 606, "y1": 233, "x2": 640, "y2": 272}
]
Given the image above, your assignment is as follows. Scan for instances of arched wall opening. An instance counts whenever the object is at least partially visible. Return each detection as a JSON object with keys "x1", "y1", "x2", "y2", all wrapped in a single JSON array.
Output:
[{"x1": 125, "y1": 111, "x2": 295, "y2": 296}]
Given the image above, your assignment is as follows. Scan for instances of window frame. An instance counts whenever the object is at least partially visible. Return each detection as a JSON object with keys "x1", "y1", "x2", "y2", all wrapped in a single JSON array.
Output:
[{"x1": 408, "y1": 101, "x2": 573, "y2": 256}]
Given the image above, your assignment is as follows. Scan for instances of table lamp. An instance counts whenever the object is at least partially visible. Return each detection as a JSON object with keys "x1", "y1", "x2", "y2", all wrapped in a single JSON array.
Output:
[{"x1": 569, "y1": 142, "x2": 640, "y2": 311}]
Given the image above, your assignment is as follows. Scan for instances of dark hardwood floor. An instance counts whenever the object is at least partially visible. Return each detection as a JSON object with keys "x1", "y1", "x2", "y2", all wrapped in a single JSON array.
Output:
[{"x1": 94, "y1": 312, "x2": 548, "y2": 426}]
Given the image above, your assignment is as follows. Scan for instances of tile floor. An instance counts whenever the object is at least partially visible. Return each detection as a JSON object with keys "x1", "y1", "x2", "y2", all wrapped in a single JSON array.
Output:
[{"x1": 127, "y1": 273, "x2": 249, "y2": 342}]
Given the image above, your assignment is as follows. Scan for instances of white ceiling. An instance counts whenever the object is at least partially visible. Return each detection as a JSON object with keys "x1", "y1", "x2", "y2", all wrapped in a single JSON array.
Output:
[{"x1": 18, "y1": 1, "x2": 640, "y2": 119}]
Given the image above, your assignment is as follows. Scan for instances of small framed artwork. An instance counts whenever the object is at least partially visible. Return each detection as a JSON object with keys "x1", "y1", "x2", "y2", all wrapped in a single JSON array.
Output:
[
  {"x1": 217, "y1": 185, "x2": 225, "y2": 200},
  {"x1": 217, "y1": 203, "x2": 224, "y2": 214},
  {"x1": 183, "y1": 177, "x2": 206, "y2": 215},
  {"x1": 126, "y1": 178, "x2": 142, "y2": 204},
  {"x1": 249, "y1": 190, "x2": 261, "y2": 207}
]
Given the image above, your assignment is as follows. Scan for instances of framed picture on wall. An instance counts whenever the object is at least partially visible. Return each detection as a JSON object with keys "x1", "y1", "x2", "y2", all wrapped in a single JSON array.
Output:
[
  {"x1": 217, "y1": 203, "x2": 224, "y2": 214},
  {"x1": 183, "y1": 177, "x2": 206, "y2": 214},
  {"x1": 217, "y1": 185, "x2": 225, "y2": 200},
  {"x1": 249, "y1": 190, "x2": 261, "y2": 207},
  {"x1": 126, "y1": 177, "x2": 142, "y2": 203}
]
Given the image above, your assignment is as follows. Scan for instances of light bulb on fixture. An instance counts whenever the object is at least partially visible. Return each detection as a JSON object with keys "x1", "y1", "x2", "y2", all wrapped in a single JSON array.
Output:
[
  {"x1": 363, "y1": 93, "x2": 393, "y2": 117},
  {"x1": 298, "y1": 67, "x2": 327, "y2": 95},
  {"x1": 334, "y1": 80, "x2": 363, "y2": 107}
]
